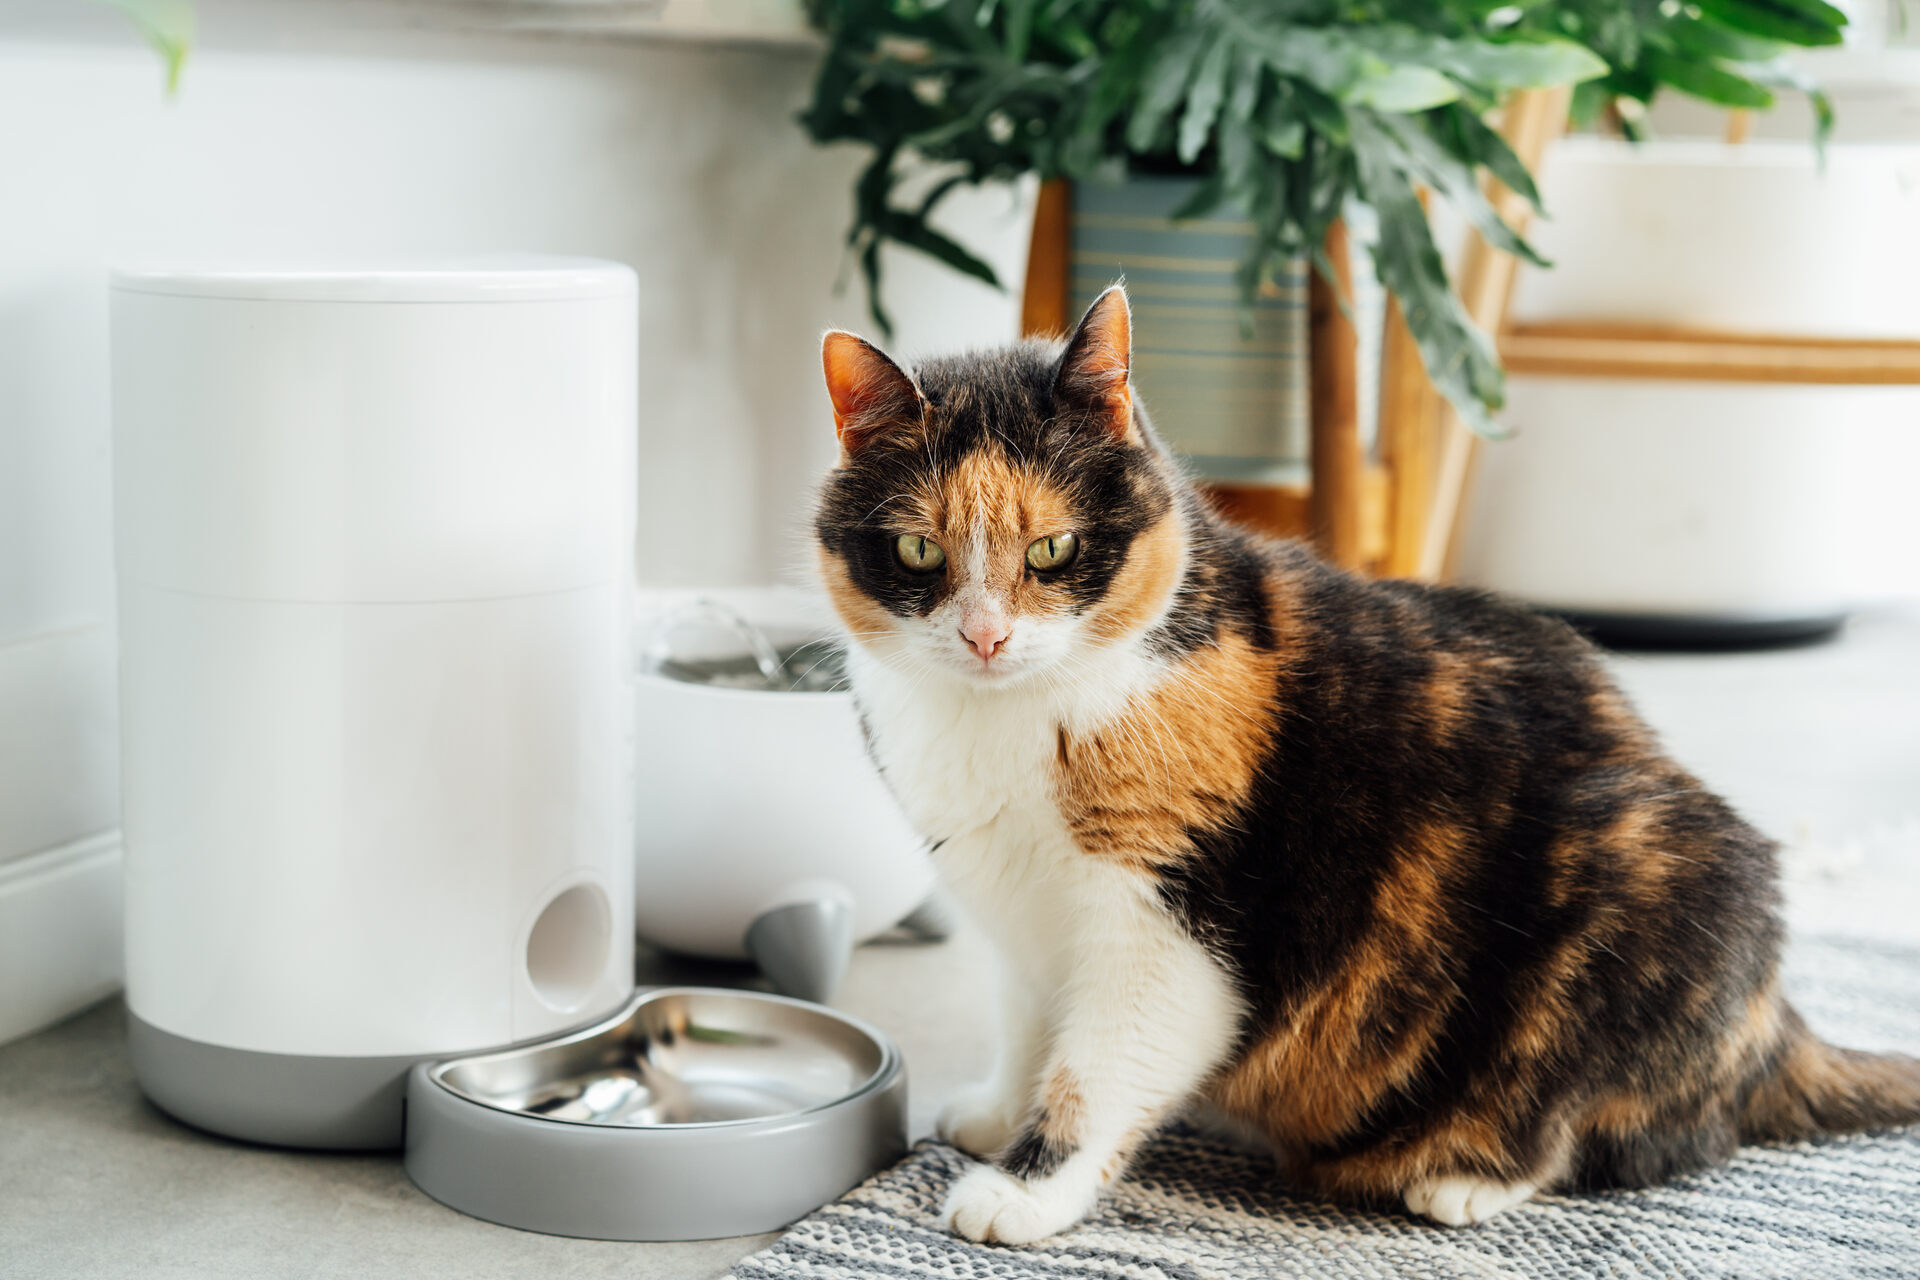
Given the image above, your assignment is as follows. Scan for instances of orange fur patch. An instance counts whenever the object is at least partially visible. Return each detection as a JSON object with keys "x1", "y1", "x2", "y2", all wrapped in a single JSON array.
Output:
[
  {"x1": 1713, "y1": 976, "x2": 1786, "y2": 1086},
  {"x1": 1053, "y1": 630, "x2": 1280, "y2": 870},
  {"x1": 1585, "y1": 1091, "x2": 1657, "y2": 1137},
  {"x1": 1421, "y1": 650, "x2": 1480, "y2": 744},
  {"x1": 816, "y1": 548, "x2": 897, "y2": 644},
  {"x1": 1587, "y1": 684, "x2": 1656, "y2": 756},
  {"x1": 1503, "y1": 932, "x2": 1594, "y2": 1064},
  {"x1": 1211, "y1": 939, "x2": 1448, "y2": 1156},
  {"x1": 1039, "y1": 1067, "x2": 1086, "y2": 1144},
  {"x1": 1084, "y1": 509, "x2": 1186, "y2": 643}
]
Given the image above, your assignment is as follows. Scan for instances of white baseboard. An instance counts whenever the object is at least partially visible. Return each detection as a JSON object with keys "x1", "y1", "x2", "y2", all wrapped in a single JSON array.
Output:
[
  {"x1": 0, "y1": 624, "x2": 120, "y2": 866},
  {"x1": 0, "y1": 832, "x2": 122, "y2": 1047}
]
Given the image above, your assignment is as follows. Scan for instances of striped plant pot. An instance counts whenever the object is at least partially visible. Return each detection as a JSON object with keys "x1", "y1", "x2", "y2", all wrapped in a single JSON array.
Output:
[{"x1": 1070, "y1": 175, "x2": 1383, "y2": 486}]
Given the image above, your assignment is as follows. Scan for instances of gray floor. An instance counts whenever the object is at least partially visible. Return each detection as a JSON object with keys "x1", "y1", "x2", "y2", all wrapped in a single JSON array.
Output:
[{"x1": 4, "y1": 606, "x2": 1917, "y2": 1279}]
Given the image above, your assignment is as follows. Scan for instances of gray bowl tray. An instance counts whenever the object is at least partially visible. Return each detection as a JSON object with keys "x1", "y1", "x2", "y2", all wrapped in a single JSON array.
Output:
[{"x1": 404, "y1": 986, "x2": 907, "y2": 1240}]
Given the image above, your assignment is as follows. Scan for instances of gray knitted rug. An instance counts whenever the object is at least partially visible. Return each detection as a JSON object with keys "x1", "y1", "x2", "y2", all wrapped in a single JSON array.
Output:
[{"x1": 731, "y1": 936, "x2": 1920, "y2": 1280}]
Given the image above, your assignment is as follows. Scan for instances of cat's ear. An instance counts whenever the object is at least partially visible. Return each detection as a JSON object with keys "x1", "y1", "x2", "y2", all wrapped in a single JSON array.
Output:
[
  {"x1": 822, "y1": 331, "x2": 925, "y2": 454},
  {"x1": 1053, "y1": 285, "x2": 1136, "y2": 444}
]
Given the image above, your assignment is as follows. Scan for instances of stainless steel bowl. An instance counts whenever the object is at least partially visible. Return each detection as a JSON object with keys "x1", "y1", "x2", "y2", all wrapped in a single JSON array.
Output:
[
  {"x1": 404, "y1": 987, "x2": 906, "y2": 1240},
  {"x1": 432, "y1": 988, "x2": 888, "y2": 1127}
]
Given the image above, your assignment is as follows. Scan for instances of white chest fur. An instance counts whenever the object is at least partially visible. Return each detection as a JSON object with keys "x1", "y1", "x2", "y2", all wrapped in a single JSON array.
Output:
[
  {"x1": 846, "y1": 642, "x2": 1248, "y2": 1244},
  {"x1": 843, "y1": 643, "x2": 1204, "y2": 976},
  {"x1": 844, "y1": 644, "x2": 1156, "y2": 882}
]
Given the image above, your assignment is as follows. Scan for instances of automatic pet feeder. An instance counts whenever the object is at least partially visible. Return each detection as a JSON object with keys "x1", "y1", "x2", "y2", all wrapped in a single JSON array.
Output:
[{"x1": 110, "y1": 259, "x2": 907, "y2": 1240}]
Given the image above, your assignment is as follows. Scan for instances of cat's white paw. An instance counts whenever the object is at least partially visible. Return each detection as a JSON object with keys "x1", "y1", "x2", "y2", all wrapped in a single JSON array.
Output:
[
  {"x1": 943, "y1": 1163, "x2": 1091, "y2": 1245},
  {"x1": 936, "y1": 1085, "x2": 1025, "y2": 1158},
  {"x1": 1404, "y1": 1175, "x2": 1537, "y2": 1226}
]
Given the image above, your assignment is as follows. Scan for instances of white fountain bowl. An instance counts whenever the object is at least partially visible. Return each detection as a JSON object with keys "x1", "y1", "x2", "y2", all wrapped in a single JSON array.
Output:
[{"x1": 632, "y1": 588, "x2": 935, "y2": 976}]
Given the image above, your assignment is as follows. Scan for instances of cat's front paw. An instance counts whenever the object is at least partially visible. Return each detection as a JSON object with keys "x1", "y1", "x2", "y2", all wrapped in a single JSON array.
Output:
[
  {"x1": 943, "y1": 1164, "x2": 1092, "y2": 1245},
  {"x1": 936, "y1": 1084, "x2": 1024, "y2": 1158},
  {"x1": 1404, "y1": 1175, "x2": 1537, "y2": 1226}
]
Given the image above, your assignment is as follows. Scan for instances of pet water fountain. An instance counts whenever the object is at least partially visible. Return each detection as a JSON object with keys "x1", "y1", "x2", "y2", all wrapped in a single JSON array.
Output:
[
  {"x1": 110, "y1": 259, "x2": 908, "y2": 1239},
  {"x1": 633, "y1": 588, "x2": 943, "y2": 1001}
]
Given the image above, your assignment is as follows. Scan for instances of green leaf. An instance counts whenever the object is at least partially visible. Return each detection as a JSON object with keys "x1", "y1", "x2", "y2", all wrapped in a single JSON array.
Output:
[
  {"x1": 1351, "y1": 114, "x2": 1506, "y2": 435},
  {"x1": 1743, "y1": 57, "x2": 1836, "y2": 155},
  {"x1": 1347, "y1": 28, "x2": 1609, "y2": 93},
  {"x1": 1569, "y1": 80, "x2": 1611, "y2": 131},
  {"x1": 860, "y1": 234, "x2": 894, "y2": 339},
  {"x1": 1257, "y1": 81, "x2": 1313, "y2": 157},
  {"x1": 1364, "y1": 111, "x2": 1547, "y2": 267},
  {"x1": 1287, "y1": 82, "x2": 1350, "y2": 147},
  {"x1": 1351, "y1": 65, "x2": 1463, "y2": 112},
  {"x1": 1309, "y1": 243, "x2": 1354, "y2": 324},
  {"x1": 876, "y1": 210, "x2": 1004, "y2": 289},
  {"x1": 1753, "y1": 0, "x2": 1849, "y2": 29},
  {"x1": 1441, "y1": 104, "x2": 1542, "y2": 212},
  {"x1": 1466, "y1": 35, "x2": 1612, "y2": 88},
  {"x1": 1000, "y1": 0, "x2": 1036, "y2": 63},
  {"x1": 1664, "y1": 13, "x2": 1788, "y2": 64},
  {"x1": 1178, "y1": 31, "x2": 1234, "y2": 163},
  {"x1": 914, "y1": 171, "x2": 972, "y2": 219},
  {"x1": 1067, "y1": 55, "x2": 1149, "y2": 172},
  {"x1": 1644, "y1": 49, "x2": 1776, "y2": 109},
  {"x1": 1125, "y1": 27, "x2": 1208, "y2": 152},
  {"x1": 1692, "y1": 0, "x2": 1846, "y2": 48},
  {"x1": 1263, "y1": 115, "x2": 1307, "y2": 157},
  {"x1": 1214, "y1": 53, "x2": 1266, "y2": 207},
  {"x1": 99, "y1": 0, "x2": 193, "y2": 93},
  {"x1": 1222, "y1": 15, "x2": 1382, "y2": 101},
  {"x1": 1170, "y1": 170, "x2": 1230, "y2": 220}
]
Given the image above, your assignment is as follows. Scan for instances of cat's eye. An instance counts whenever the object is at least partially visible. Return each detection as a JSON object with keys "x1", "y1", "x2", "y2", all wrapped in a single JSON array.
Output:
[
  {"x1": 894, "y1": 534, "x2": 946, "y2": 573},
  {"x1": 1026, "y1": 532, "x2": 1079, "y2": 572}
]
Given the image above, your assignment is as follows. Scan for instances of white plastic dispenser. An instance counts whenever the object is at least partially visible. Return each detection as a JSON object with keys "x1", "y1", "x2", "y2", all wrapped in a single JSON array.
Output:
[{"x1": 111, "y1": 258, "x2": 640, "y2": 1149}]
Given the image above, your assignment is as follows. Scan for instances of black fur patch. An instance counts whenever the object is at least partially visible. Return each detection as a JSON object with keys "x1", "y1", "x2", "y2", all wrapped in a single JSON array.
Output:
[
  {"x1": 997, "y1": 1124, "x2": 1077, "y2": 1180},
  {"x1": 1154, "y1": 547, "x2": 1793, "y2": 1191}
]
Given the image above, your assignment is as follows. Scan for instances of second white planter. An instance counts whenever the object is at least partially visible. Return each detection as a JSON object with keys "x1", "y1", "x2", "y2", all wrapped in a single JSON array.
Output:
[{"x1": 1458, "y1": 139, "x2": 1920, "y2": 634}]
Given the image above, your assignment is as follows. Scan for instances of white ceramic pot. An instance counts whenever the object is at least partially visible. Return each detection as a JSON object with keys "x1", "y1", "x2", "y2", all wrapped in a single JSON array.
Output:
[
  {"x1": 1460, "y1": 140, "x2": 1920, "y2": 631},
  {"x1": 632, "y1": 588, "x2": 936, "y2": 1001},
  {"x1": 1463, "y1": 379, "x2": 1920, "y2": 624}
]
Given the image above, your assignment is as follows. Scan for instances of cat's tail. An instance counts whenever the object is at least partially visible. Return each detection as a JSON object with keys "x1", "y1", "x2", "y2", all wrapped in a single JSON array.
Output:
[{"x1": 1741, "y1": 1009, "x2": 1920, "y2": 1142}]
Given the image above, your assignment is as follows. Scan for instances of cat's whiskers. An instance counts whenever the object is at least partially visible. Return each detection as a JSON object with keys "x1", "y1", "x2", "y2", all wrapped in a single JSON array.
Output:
[
  {"x1": 786, "y1": 647, "x2": 850, "y2": 691},
  {"x1": 874, "y1": 644, "x2": 947, "y2": 706},
  {"x1": 1149, "y1": 660, "x2": 1272, "y2": 735},
  {"x1": 1122, "y1": 690, "x2": 1196, "y2": 799},
  {"x1": 1050, "y1": 651, "x2": 1186, "y2": 806},
  {"x1": 861, "y1": 491, "x2": 917, "y2": 523}
]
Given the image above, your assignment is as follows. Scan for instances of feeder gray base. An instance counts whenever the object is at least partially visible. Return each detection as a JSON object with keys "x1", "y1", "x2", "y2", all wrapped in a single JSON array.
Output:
[{"x1": 127, "y1": 1011, "x2": 419, "y2": 1150}]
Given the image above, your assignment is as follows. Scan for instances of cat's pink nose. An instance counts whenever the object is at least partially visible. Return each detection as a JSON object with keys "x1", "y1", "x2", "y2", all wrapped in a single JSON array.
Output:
[{"x1": 960, "y1": 617, "x2": 1011, "y2": 662}]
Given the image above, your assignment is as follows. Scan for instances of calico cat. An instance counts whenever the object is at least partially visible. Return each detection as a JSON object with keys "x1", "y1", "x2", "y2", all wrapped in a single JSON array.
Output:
[{"x1": 812, "y1": 286, "x2": 1920, "y2": 1244}]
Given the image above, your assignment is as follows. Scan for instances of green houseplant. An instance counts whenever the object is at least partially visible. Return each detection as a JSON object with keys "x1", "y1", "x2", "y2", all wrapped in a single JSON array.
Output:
[{"x1": 800, "y1": 0, "x2": 1845, "y2": 436}]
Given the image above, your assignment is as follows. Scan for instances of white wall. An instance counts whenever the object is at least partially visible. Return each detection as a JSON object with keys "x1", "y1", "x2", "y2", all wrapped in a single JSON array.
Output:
[{"x1": 0, "y1": 4, "x2": 1031, "y2": 1042}]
